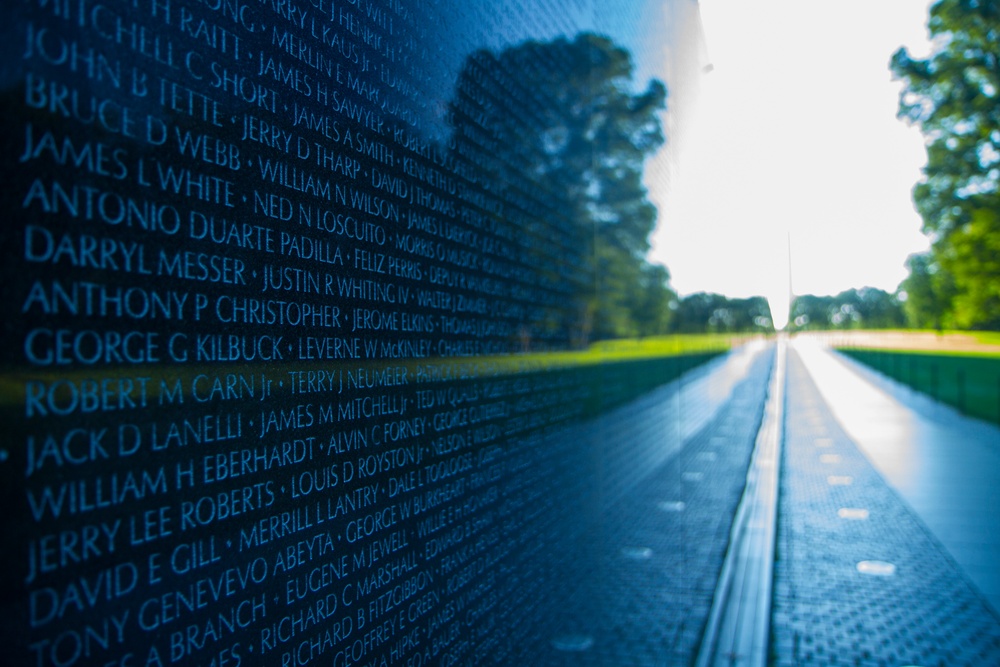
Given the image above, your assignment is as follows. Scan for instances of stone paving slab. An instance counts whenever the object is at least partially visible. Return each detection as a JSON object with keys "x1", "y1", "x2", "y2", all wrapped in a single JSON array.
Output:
[
  {"x1": 772, "y1": 348, "x2": 1000, "y2": 667},
  {"x1": 796, "y1": 341, "x2": 1000, "y2": 611},
  {"x1": 535, "y1": 345, "x2": 775, "y2": 666}
]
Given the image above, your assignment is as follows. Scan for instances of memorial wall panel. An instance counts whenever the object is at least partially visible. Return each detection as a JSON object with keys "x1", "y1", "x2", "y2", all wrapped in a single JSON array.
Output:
[{"x1": 0, "y1": 1, "x2": 714, "y2": 665}]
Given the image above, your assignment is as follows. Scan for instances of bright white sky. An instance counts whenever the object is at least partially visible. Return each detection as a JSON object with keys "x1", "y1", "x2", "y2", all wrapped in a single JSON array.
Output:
[{"x1": 648, "y1": 0, "x2": 935, "y2": 329}]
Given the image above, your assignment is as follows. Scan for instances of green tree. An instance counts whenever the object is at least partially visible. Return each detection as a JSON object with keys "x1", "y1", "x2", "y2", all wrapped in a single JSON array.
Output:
[
  {"x1": 788, "y1": 288, "x2": 904, "y2": 331},
  {"x1": 788, "y1": 288, "x2": 905, "y2": 331},
  {"x1": 671, "y1": 293, "x2": 773, "y2": 334},
  {"x1": 944, "y1": 209, "x2": 1000, "y2": 327},
  {"x1": 848, "y1": 287, "x2": 907, "y2": 329},
  {"x1": 891, "y1": 0, "x2": 1000, "y2": 329},
  {"x1": 671, "y1": 292, "x2": 730, "y2": 333},
  {"x1": 899, "y1": 252, "x2": 956, "y2": 329},
  {"x1": 789, "y1": 294, "x2": 830, "y2": 330},
  {"x1": 631, "y1": 264, "x2": 676, "y2": 337},
  {"x1": 728, "y1": 296, "x2": 774, "y2": 332},
  {"x1": 448, "y1": 34, "x2": 668, "y2": 345}
]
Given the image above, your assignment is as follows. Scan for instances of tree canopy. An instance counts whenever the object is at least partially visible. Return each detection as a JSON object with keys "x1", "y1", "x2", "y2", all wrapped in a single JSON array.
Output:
[
  {"x1": 899, "y1": 251, "x2": 957, "y2": 330},
  {"x1": 671, "y1": 293, "x2": 774, "y2": 334},
  {"x1": 891, "y1": 0, "x2": 1000, "y2": 329},
  {"x1": 788, "y1": 288, "x2": 905, "y2": 331},
  {"x1": 448, "y1": 34, "x2": 673, "y2": 345}
]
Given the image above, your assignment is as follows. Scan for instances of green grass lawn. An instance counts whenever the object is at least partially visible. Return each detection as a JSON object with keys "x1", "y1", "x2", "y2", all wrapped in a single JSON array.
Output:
[
  {"x1": 966, "y1": 331, "x2": 1000, "y2": 348},
  {"x1": 820, "y1": 329, "x2": 1000, "y2": 357},
  {"x1": 516, "y1": 333, "x2": 741, "y2": 368},
  {"x1": 1, "y1": 333, "x2": 747, "y2": 411}
]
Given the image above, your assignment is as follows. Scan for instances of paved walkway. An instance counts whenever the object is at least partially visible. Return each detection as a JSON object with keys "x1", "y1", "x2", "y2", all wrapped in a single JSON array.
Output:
[
  {"x1": 794, "y1": 339, "x2": 1000, "y2": 611},
  {"x1": 537, "y1": 343, "x2": 776, "y2": 665},
  {"x1": 772, "y1": 342, "x2": 1000, "y2": 666},
  {"x1": 513, "y1": 338, "x2": 1000, "y2": 665}
]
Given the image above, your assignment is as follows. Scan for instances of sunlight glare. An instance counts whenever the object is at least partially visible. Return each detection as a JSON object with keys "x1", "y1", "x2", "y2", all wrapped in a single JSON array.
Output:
[{"x1": 650, "y1": 0, "x2": 935, "y2": 321}]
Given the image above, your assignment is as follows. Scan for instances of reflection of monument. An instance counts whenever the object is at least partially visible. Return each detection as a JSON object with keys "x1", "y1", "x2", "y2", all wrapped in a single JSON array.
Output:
[{"x1": 0, "y1": 1, "x2": 721, "y2": 666}]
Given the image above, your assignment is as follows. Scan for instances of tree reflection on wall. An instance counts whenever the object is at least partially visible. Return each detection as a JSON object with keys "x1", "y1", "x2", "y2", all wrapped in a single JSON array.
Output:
[{"x1": 447, "y1": 34, "x2": 670, "y2": 347}]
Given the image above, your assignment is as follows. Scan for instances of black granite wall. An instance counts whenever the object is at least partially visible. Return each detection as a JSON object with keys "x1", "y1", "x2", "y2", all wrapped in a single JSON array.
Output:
[{"x1": 0, "y1": 1, "x2": 712, "y2": 665}]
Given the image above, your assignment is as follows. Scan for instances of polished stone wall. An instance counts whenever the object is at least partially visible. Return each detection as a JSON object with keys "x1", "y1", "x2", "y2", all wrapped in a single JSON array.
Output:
[{"x1": 0, "y1": 1, "x2": 709, "y2": 664}]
